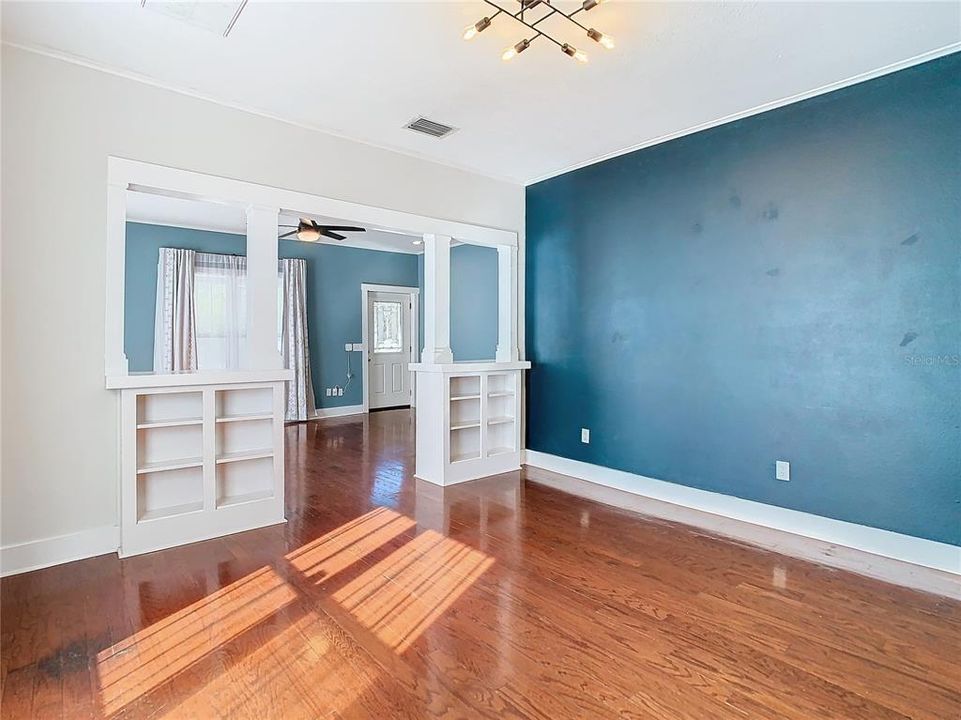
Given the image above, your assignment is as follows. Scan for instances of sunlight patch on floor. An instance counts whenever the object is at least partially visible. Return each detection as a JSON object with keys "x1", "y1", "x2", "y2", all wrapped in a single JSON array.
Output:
[
  {"x1": 286, "y1": 507, "x2": 416, "y2": 582},
  {"x1": 332, "y1": 528, "x2": 494, "y2": 652},
  {"x1": 96, "y1": 566, "x2": 297, "y2": 716},
  {"x1": 154, "y1": 610, "x2": 372, "y2": 719},
  {"x1": 95, "y1": 507, "x2": 492, "y2": 716}
]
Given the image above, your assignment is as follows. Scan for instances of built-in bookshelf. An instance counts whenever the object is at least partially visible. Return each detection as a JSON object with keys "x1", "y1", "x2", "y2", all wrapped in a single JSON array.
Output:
[
  {"x1": 118, "y1": 376, "x2": 288, "y2": 557},
  {"x1": 410, "y1": 362, "x2": 528, "y2": 485}
]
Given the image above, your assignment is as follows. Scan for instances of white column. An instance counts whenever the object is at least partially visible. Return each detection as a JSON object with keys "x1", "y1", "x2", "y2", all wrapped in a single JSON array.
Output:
[
  {"x1": 105, "y1": 181, "x2": 128, "y2": 377},
  {"x1": 245, "y1": 205, "x2": 283, "y2": 369},
  {"x1": 422, "y1": 233, "x2": 453, "y2": 364},
  {"x1": 495, "y1": 245, "x2": 519, "y2": 362}
]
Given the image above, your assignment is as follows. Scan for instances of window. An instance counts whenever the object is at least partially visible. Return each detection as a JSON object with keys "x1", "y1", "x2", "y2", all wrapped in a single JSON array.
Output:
[
  {"x1": 373, "y1": 301, "x2": 403, "y2": 353},
  {"x1": 194, "y1": 254, "x2": 289, "y2": 369},
  {"x1": 194, "y1": 254, "x2": 247, "y2": 370}
]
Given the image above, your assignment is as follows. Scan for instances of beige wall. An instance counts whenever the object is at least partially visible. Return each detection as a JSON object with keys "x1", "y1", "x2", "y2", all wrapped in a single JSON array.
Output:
[{"x1": 0, "y1": 46, "x2": 524, "y2": 551}]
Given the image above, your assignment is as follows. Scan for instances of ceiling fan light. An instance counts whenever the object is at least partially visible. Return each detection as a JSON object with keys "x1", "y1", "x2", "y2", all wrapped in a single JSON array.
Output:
[
  {"x1": 463, "y1": 16, "x2": 491, "y2": 40},
  {"x1": 297, "y1": 228, "x2": 321, "y2": 242},
  {"x1": 502, "y1": 38, "x2": 531, "y2": 62}
]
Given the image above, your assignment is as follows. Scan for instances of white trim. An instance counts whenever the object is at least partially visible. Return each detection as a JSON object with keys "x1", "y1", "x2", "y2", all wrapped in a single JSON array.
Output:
[
  {"x1": 310, "y1": 404, "x2": 366, "y2": 420},
  {"x1": 110, "y1": 158, "x2": 517, "y2": 247},
  {"x1": 361, "y1": 283, "x2": 420, "y2": 413},
  {"x1": 524, "y1": 451, "x2": 961, "y2": 597},
  {"x1": 526, "y1": 43, "x2": 961, "y2": 185},
  {"x1": 3, "y1": 42, "x2": 521, "y2": 187},
  {"x1": 409, "y1": 360, "x2": 529, "y2": 373},
  {"x1": 0, "y1": 526, "x2": 119, "y2": 578},
  {"x1": 107, "y1": 369, "x2": 292, "y2": 389}
]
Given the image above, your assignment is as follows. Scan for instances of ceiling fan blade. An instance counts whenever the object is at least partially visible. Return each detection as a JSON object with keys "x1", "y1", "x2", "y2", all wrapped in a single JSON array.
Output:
[
  {"x1": 278, "y1": 225, "x2": 299, "y2": 229},
  {"x1": 319, "y1": 226, "x2": 366, "y2": 233},
  {"x1": 279, "y1": 230, "x2": 298, "y2": 239},
  {"x1": 322, "y1": 231, "x2": 347, "y2": 241}
]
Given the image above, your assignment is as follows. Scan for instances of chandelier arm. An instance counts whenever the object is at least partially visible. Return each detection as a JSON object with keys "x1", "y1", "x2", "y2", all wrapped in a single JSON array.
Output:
[
  {"x1": 542, "y1": 1, "x2": 591, "y2": 33},
  {"x1": 482, "y1": 0, "x2": 564, "y2": 46},
  {"x1": 519, "y1": 3, "x2": 559, "y2": 29}
]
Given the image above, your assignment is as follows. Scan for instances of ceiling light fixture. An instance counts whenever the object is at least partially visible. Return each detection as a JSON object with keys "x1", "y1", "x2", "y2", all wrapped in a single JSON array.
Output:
[{"x1": 465, "y1": 0, "x2": 614, "y2": 63}]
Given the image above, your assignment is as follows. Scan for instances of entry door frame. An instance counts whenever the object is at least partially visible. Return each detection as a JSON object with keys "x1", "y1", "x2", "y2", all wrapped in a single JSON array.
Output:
[{"x1": 361, "y1": 283, "x2": 420, "y2": 413}]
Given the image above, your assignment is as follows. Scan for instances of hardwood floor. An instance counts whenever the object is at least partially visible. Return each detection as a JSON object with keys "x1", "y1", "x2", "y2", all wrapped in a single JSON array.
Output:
[{"x1": 2, "y1": 408, "x2": 959, "y2": 719}]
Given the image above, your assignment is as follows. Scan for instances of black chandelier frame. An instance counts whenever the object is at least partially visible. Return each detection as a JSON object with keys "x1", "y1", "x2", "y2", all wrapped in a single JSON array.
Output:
[{"x1": 465, "y1": 0, "x2": 612, "y2": 62}]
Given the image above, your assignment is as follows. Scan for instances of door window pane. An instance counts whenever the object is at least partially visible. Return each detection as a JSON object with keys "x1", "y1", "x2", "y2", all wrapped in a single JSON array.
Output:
[{"x1": 373, "y1": 301, "x2": 403, "y2": 353}]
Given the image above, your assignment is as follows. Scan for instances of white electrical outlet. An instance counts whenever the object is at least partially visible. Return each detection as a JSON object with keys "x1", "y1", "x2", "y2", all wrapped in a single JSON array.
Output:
[
  {"x1": 325, "y1": 388, "x2": 332, "y2": 397},
  {"x1": 344, "y1": 343, "x2": 352, "y2": 352},
  {"x1": 775, "y1": 460, "x2": 790, "y2": 481},
  {"x1": 581, "y1": 428, "x2": 590, "y2": 444}
]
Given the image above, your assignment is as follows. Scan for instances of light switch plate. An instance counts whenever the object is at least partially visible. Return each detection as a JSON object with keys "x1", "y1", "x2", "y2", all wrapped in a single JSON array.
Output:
[
  {"x1": 344, "y1": 343, "x2": 352, "y2": 352},
  {"x1": 581, "y1": 428, "x2": 590, "y2": 444},
  {"x1": 775, "y1": 460, "x2": 790, "y2": 481}
]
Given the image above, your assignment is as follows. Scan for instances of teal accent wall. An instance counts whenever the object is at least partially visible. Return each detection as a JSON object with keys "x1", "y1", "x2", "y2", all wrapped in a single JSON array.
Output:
[
  {"x1": 526, "y1": 54, "x2": 961, "y2": 545},
  {"x1": 416, "y1": 243, "x2": 499, "y2": 362},
  {"x1": 124, "y1": 222, "x2": 419, "y2": 409}
]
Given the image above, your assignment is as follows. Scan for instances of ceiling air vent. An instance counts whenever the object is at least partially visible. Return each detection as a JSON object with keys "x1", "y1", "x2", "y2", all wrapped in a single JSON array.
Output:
[{"x1": 404, "y1": 117, "x2": 458, "y2": 139}]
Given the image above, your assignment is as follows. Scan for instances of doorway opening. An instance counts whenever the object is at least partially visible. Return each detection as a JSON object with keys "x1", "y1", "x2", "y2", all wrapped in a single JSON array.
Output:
[{"x1": 362, "y1": 284, "x2": 419, "y2": 412}]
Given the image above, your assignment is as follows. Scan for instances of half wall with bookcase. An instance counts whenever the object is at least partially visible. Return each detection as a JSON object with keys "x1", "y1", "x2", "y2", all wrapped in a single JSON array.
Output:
[
  {"x1": 411, "y1": 361, "x2": 529, "y2": 486},
  {"x1": 109, "y1": 370, "x2": 290, "y2": 557}
]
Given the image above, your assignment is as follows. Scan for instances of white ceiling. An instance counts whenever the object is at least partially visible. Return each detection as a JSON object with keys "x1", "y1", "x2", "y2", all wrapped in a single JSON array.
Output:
[
  {"x1": 4, "y1": 2, "x2": 959, "y2": 184},
  {"x1": 126, "y1": 190, "x2": 425, "y2": 254}
]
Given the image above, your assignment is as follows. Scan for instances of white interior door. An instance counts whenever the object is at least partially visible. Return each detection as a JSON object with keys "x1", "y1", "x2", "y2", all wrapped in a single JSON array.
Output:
[{"x1": 367, "y1": 291, "x2": 413, "y2": 409}]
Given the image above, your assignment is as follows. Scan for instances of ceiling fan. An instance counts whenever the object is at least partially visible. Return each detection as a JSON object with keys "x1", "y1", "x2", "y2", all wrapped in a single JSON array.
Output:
[{"x1": 279, "y1": 218, "x2": 366, "y2": 242}]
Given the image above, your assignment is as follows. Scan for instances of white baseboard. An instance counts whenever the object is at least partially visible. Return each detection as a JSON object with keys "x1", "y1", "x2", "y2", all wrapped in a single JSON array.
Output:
[
  {"x1": 523, "y1": 451, "x2": 960, "y2": 598},
  {"x1": 0, "y1": 525, "x2": 119, "y2": 578},
  {"x1": 311, "y1": 404, "x2": 365, "y2": 419}
]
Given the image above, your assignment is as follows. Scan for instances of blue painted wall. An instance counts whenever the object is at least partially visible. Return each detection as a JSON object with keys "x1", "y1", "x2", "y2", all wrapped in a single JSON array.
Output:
[
  {"x1": 416, "y1": 243, "x2": 499, "y2": 362},
  {"x1": 526, "y1": 54, "x2": 961, "y2": 545},
  {"x1": 124, "y1": 222, "x2": 419, "y2": 409}
]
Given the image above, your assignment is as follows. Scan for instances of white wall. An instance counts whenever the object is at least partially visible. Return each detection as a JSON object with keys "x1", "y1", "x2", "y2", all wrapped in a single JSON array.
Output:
[{"x1": 0, "y1": 46, "x2": 524, "y2": 562}]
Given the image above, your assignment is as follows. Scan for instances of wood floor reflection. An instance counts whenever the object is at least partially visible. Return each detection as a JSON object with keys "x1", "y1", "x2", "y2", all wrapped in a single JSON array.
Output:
[{"x1": 2, "y1": 409, "x2": 959, "y2": 718}]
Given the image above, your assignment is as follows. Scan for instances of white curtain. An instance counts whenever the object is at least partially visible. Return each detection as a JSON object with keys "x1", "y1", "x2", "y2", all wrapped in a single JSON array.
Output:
[
  {"x1": 194, "y1": 252, "x2": 248, "y2": 370},
  {"x1": 153, "y1": 248, "x2": 198, "y2": 373},
  {"x1": 279, "y1": 258, "x2": 315, "y2": 421}
]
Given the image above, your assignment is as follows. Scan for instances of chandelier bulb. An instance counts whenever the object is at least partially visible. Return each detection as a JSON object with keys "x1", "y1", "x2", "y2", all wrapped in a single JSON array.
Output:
[
  {"x1": 587, "y1": 28, "x2": 614, "y2": 49},
  {"x1": 562, "y1": 43, "x2": 589, "y2": 63},
  {"x1": 502, "y1": 38, "x2": 531, "y2": 61},
  {"x1": 463, "y1": 16, "x2": 492, "y2": 41}
]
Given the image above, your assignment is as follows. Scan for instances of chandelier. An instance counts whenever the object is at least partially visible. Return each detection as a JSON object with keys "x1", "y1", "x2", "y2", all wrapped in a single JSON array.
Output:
[{"x1": 464, "y1": 0, "x2": 613, "y2": 63}]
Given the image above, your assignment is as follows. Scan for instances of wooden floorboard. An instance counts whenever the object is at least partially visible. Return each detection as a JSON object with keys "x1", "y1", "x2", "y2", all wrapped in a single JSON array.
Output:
[{"x1": 1, "y1": 409, "x2": 958, "y2": 719}]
